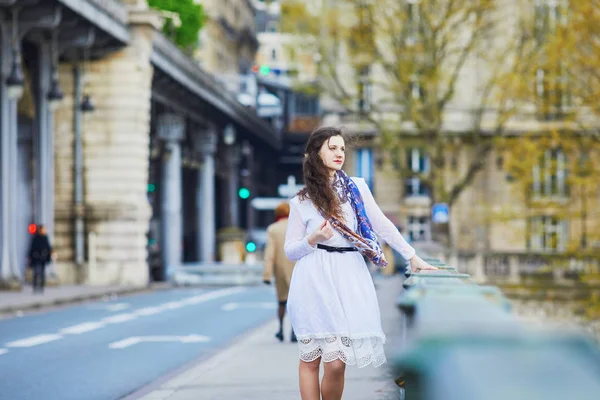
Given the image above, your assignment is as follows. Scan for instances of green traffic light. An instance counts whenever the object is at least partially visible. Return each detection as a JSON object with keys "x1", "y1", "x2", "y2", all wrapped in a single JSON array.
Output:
[
  {"x1": 246, "y1": 242, "x2": 257, "y2": 253},
  {"x1": 259, "y1": 65, "x2": 270, "y2": 75},
  {"x1": 239, "y1": 187, "x2": 250, "y2": 199},
  {"x1": 148, "y1": 183, "x2": 156, "y2": 193}
]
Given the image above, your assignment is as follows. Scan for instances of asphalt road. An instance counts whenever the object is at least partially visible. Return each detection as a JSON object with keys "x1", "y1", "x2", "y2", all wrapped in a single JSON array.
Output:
[{"x1": 0, "y1": 286, "x2": 277, "y2": 400}]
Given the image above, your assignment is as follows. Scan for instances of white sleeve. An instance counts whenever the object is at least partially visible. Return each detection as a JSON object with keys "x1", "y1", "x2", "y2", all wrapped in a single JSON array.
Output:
[
  {"x1": 356, "y1": 178, "x2": 416, "y2": 260},
  {"x1": 284, "y1": 199, "x2": 317, "y2": 261}
]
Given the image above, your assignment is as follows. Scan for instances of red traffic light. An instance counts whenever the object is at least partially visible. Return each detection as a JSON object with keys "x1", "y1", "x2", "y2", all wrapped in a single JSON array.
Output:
[{"x1": 28, "y1": 224, "x2": 37, "y2": 234}]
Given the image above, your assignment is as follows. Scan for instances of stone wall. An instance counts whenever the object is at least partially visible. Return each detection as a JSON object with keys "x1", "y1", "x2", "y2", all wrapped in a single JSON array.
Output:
[
  {"x1": 54, "y1": 64, "x2": 77, "y2": 284},
  {"x1": 53, "y1": 21, "x2": 155, "y2": 287}
]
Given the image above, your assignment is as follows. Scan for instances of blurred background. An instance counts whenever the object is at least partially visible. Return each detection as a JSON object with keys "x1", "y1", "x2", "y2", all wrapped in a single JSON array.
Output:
[{"x1": 0, "y1": 1, "x2": 599, "y2": 399}]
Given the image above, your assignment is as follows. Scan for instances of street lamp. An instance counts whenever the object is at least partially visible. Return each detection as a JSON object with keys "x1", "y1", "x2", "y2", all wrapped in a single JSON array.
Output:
[
  {"x1": 6, "y1": 54, "x2": 24, "y2": 100},
  {"x1": 48, "y1": 76, "x2": 64, "y2": 110},
  {"x1": 223, "y1": 124, "x2": 236, "y2": 145},
  {"x1": 80, "y1": 94, "x2": 94, "y2": 112}
]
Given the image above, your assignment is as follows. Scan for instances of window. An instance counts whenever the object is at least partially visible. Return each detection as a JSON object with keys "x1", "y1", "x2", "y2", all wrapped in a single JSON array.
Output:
[
  {"x1": 404, "y1": 148, "x2": 430, "y2": 197},
  {"x1": 532, "y1": 149, "x2": 568, "y2": 198},
  {"x1": 529, "y1": 216, "x2": 567, "y2": 252},
  {"x1": 407, "y1": 148, "x2": 429, "y2": 173},
  {"x1": 405, "y1": 0, "x2": 421, "y2": 46},
  {"x1": 410, "y1": 75, "x2": 423, "y2": 101},
  {"x1": 294, "y1": 94, "x2": 318, "y2": 115},
  {"x1": 405, "y1": 177, "x2": 430, "y2": 196},
  {"x1": 408, "y1": 216, "x2": 430, "y2": 242},
  {"x1": 358, "y1": 66, "x2": 372, "y2": 114},
  {"x1": 534, "y1": 0, "x2": 570, "y2": 119},
  {"x1": 355, "y1": 148, "x2": 373, "y2": 190},
  {"x1": 271, "y1": 48, "x2": 277, "y2": 61}
]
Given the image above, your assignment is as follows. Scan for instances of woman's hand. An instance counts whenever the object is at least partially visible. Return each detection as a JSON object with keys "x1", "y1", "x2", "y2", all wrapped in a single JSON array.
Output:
[
  {"x1": 409, "y1": 255, "x2": 438, "y2": 272},
  {"x1": 308, "y1": 220, "x2": 335, "y2": 246}
]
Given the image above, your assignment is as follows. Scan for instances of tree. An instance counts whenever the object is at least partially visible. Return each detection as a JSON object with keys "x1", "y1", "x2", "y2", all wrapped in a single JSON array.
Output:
[
  {"x1": 281, "y1": 0, "x2": 533, "y2": 244},
  {"x1": 148, "y1": 0, "x2": 205, "y2": 53},
  {"x1": 496, "y1": 0, "x2": 600, "y2": 257}
]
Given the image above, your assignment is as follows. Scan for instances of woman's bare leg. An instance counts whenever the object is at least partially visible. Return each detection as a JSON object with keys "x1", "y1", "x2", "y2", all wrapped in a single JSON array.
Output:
[
  {"x1": 299, "y1": 358, "x2": 321, "y2": 400},
  {"x1": 321, "y1": 360, "x2": 346, "y2": 400}
]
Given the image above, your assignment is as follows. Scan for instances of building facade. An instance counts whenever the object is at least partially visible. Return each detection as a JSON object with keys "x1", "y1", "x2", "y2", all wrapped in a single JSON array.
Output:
[
  {"x1": 195, "y1": 0, "x2": 259, "y2": 87},
  {"x1": 0, "y1": 0, "x2": 281, "y2": 289},
  {"x1": 286, "y1": 0, "x2": 600, "y2": 282}
]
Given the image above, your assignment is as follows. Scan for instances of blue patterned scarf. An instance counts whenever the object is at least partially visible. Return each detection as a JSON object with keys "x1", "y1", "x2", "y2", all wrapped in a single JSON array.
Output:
[{"x1": 326, "y1": 171, "x2": 388, "y2": 268}]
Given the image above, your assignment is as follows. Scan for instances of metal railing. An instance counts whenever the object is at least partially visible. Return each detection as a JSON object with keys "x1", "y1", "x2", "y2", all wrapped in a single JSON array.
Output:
[
  {"x1": 393, "y1": 257, "x2": 600, "y2": 400},
  {"x1": 170, "y1": 262, "x2": 263, "y2": 286}
]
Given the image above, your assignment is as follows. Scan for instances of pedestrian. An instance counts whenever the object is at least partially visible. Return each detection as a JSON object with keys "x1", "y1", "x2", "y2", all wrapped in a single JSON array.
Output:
[
  {"x1": 28, "y1": 224, "x2": 55, "y2": 294},
  {"x1": 284, "y1": 126, "x2": 436, "y2": 400},
  {"x1": 262, "y1": 201, "x2": 297, "y2": 343}
]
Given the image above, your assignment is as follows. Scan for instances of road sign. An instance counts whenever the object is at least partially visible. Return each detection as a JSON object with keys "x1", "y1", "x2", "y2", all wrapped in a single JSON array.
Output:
[
  {"x1": 108, "y1": 335, "x2": 210, "y2": 349},
  {"x1": 278, "y1": 175, "x2": 304, "y2": 198},
  {"x1": 432, "y1": 203, "x2": 449, "y2": 224},
  {"x1": 250, "y1": 197, "x2": 286, "y2": 210}
]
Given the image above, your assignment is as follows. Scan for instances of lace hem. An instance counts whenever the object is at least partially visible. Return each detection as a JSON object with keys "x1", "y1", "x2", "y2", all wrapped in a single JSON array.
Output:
[{"x1": 297, "y1": 334, "x2": 386, "y2": 368}]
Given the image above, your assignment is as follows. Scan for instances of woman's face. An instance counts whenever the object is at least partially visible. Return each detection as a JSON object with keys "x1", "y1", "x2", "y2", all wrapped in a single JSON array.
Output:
[{"x1": 318, "y1": 135, "x2": 345, "y2": 175}]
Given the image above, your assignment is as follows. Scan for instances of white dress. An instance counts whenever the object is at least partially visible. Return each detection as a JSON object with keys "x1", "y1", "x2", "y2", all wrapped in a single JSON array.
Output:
[{"x1": 284, "y1": 177, "x2": 416, "y2": 368}]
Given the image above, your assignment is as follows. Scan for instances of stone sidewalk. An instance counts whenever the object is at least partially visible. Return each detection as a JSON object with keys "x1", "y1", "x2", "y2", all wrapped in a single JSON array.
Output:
[
  {"x1": 0, "y1": 283, "x2": 168, "y2": 316},
  {"x1": 128, "y1": 275, "x2": 406, "y2": 400}
]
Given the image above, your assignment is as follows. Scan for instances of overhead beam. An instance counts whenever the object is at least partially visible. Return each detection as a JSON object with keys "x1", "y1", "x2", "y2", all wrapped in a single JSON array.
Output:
[
  {"x1": 56, "y1": 0, "x2": 129, "y2": 44},
  {"x1": 19, "y1": 5, "x2": 62, "y2": 37}
]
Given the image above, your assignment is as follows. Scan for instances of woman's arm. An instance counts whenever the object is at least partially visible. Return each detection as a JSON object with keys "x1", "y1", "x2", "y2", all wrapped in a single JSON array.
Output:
[
  {"x1": 356, "y1": 178, "x2": 416, "y2": 261},
  {"x1": 284, "y1": 200, "x2": 317, "y2": 261}
]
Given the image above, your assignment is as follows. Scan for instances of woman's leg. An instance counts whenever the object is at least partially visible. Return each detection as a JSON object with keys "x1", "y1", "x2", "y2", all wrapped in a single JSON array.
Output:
[
  {"x1": 275, "y1": 301, "x2": 286, "y2": 341},
  {"x1": 321, "y1": 360, "x2": 346, "y2": 400},
  {"x1": 299, "y1": 357, "x2": 321, "y2": 400}
]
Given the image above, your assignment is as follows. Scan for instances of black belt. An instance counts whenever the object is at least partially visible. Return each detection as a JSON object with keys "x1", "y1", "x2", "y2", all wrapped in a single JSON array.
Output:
[{"x1": 317, "y1": 244, "x2": 358, "y2": 253}]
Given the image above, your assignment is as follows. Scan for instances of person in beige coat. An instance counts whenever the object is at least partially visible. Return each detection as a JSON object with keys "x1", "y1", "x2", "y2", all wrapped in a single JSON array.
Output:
[{"x1": 263, "y1": 202, "x2": 297, "y2": 342}]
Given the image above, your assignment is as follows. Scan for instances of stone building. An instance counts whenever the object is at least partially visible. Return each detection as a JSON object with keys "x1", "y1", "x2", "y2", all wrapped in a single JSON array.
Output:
[
  {"x1": 290, "y1": 0, "x2": 600, "y2": 281},
  {"x1": 194, "y1": 0, "x2": 259, "y2": 88},
  {"x1": 0, "y1": 0, "x2": 281, "y2": 289}
]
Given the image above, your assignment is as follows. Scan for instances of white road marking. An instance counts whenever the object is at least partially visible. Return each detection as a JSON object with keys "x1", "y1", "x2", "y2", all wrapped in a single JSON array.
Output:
[
  {"x1": 108, "y1": 337, "x2": 141, "y2": 349},
  {"x1": 3, "y1": 287, "x2": 247, "y2": 350},
  {"x1": 183, "y1": 287, "x2": 246, "y2": 305},
  {"x1": 59, "y1": 322, "x2": 105, "y2": 335},
  {"x1": 0, "y1": 348, "x2": 8, "y2": 355},
  {"x1": 109, "y1": 335, "x2": 210, "y2": 349},
  {"x1": 221, "y1": 302, "x2": 277, "y2": 311},
  {"x1": 134, "y1": 306, "x2": 163, "y2": 316},
  {"x1": 6, "y1": 334, "x2": 63, "y2": 348},
  {"x1": 102, "y1": 313, "x2": 138, "y2": 324},
  {"x1": 161, "y1": 301, "x2": 185, "y2": 310}
]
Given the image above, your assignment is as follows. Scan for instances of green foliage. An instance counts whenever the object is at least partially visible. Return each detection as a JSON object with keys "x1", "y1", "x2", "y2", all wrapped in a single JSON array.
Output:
[{"x1": 148, "y1": 0, "x2": 205, "y2": 52}]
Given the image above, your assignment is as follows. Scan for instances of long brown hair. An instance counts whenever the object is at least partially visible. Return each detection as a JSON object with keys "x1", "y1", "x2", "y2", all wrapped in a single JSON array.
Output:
[{"x1": 298, "y1": 126, "x2": 345, "y2": 220}]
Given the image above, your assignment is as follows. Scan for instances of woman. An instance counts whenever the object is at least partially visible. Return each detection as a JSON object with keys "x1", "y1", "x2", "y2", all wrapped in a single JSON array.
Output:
[
  {"x1": 284, "y1": 126, "x2": 436, "y2": 400},
  {"x1": 262, "y1": 201, "x2": 297, "y2": 342}
]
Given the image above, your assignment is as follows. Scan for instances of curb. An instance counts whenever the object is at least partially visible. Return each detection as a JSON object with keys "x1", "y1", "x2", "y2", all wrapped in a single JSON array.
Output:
[{"x1": 0, "y1": 282, "x2": 172, "y2": 316}]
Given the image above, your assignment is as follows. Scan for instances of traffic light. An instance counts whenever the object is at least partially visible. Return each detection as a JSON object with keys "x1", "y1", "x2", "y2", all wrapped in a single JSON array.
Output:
[
  {"x1": 238, "y1": 187, "x2": 250, "y2": 199},
  {"x1": 259, "y1": 65, "x2": 270, "y2": 76},
  {"x1": 246, "y1": 241, "x2": 257, "y2": 253},
  {"x1": 148, "y1": 183, "x2": 156, "y2": 193}
]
